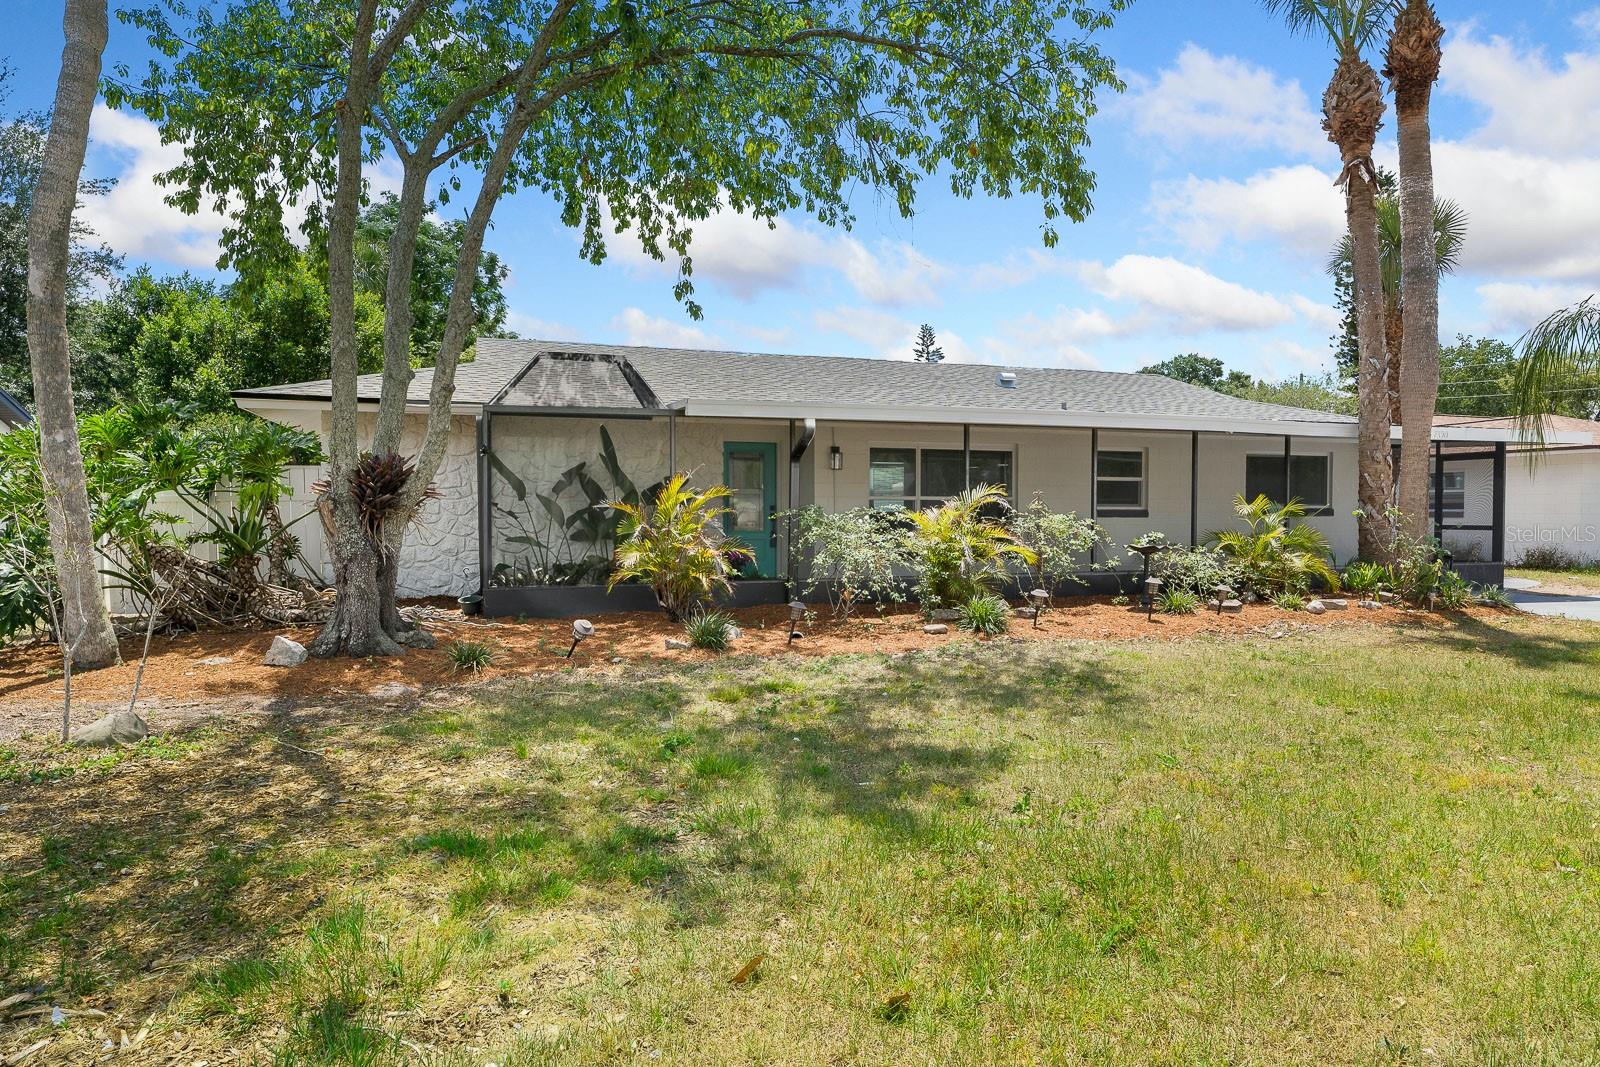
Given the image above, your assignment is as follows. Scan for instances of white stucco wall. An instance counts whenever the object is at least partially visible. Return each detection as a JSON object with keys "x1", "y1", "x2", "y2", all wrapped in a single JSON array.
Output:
[{"x1": 1504, "y1": 450, "x2": 1600, "y2": 564}]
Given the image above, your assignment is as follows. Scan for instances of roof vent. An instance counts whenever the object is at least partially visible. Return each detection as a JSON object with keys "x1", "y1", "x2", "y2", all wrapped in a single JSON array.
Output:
[{"x1": 996, "y1": 371, "x2": 1018, "y2": 389}]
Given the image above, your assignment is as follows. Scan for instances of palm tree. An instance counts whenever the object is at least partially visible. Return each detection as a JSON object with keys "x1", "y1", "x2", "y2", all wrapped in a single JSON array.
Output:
[
  {"x1": 1264, "y1": 0, "x2": 1396, "y2": 562},
  {"x1": 1385, "y1": 0, "x2": 1446, "y2": 539},
  {"x1": 1511, "y1": 298, "x2": 1600, "y2": 442},
  {"x1": 1326, "y1": 187, "x2": 1467, "y2": 425}
]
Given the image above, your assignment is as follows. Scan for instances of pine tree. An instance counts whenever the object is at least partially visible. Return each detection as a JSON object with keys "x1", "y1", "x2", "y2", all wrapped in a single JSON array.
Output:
[{"x1": 912, "y1": 324, "x2": 944, "y2": 363}]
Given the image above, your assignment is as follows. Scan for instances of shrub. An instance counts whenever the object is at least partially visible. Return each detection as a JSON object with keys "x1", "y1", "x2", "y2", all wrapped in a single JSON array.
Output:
[
  {"x1": 1518, "y1": 545, "x2": 1586, "y2": 571},
  {"x1": 1211, "y1": 495, "x2": 1339, "y2": 595},
  {"x1": 446, "y1": 640, "x2": 494, "y2": 673},
  {"x1": 1270, "y1": 591, "x2": 1306, "y2": 611},
  {"x1": 1475, "y1": 584, "x2": 1513, "y2": 608},
  {"x1": 904, "y1": 485, "x2": 1035, "y2": 610},
  {"x1": 1007, "y1": 495, "x2": 1116, "y2": 591},
  {"x1": 1151, "y1": 543, "x2": 1241, "y2": 598},
  {"x1": 608, "y1": 475, "x2": 736, "y2": 621},
  {"x1": 1387, "y1": 526, "x2": 1445, "y2": 605},
  {"x1": 784, "y1": 506, "x2": 909, "y2": 618},
  {"x1": 956, "y1": 593, "x2": 1010, "y2": 636},
  {"x1": 1110, "y1": 594, "x2": 1130, "y2": 606},
  {"x1": 685, "y1": 610, "x2": 735, "y2": 651},
  {"x1": 1435, "y1": 570, "x2": 1474, "y2": 610},
  {"x1": 1341, "y1": 560, "x2": 1388, "y2": 596},
  {"x1": 1158, "y1": 588, "x2": 1201, "y2": 615}
]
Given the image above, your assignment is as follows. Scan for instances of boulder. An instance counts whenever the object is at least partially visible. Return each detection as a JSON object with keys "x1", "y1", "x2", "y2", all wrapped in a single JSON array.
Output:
[
  {"x1": 727, "y1": 625, "x2": 744, "y2": 640},
  {"x1": 72, "y1": 710, "x2": 148, "y2": 747},
  {"x1": 922, "y1": 624, "x2": 949, "y2": 635},
  {"x1": 665, "y1": 638, "x2": 691, "y2": 651},
  {"x1": 1213, "y1": 599, "x2": 1244, "y2": 614},
  {"x1": 1358, "y1": 599, "x2": 1382, "y2": 610},
  {"x1": 1377, "y1": 591, "x2": 1399, "y2": 603},
  {"x1": 1322, "y1": 598, "x2": 1349, "y2": 610},
  {"x1": 929, "y1": 608, "x2": 961, "y2": 622},
  {"x1": 1305, "y1": 600, "x2": 1327, "y2": 615},
  {"x1": 1014, "y1": 607, "x2": 1037, "y2": 619},
  {"x1": 264, "y1": 635, "x2": 308, "y2": 667}
]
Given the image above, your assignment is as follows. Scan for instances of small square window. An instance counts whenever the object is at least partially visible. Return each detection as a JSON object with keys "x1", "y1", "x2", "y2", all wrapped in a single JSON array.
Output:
[
  {"x1": 1095, "y1": 450, "x2": 1145, "y2": 515},
  {"x1": 1245, "y1": 453, "x2": 1331, "y2": 512}
]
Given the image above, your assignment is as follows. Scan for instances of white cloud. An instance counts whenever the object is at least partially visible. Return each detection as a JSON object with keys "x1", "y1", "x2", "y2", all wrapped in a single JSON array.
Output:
[
  {"x1": 1442, "y1": 25, "x2": 1600, "y2": 159},
  {"x1": 1476, "y1": 282, "x2": 1596, "y2": 333},
  {"x1": 611, "y1": 308, "x2": 724, "y2": 349},
  {"x1": 812, "y1": 305, "x2": 910, "y2": 353},
  {"x1": 1120, "y1": 44, "x2": 1330, "y2": 159},
  {"x1": 1077, "y1": 255, "x2": 1297, "y2": 333},
  {"x1": 503, "y1": 310, "x2": 579, "y2": 340},
  {"x1": 80, "y1": 106, "x2": 230, "y2": 269},
  {"x1": 1578, "y1": 8, "x2": 1600, "y2": 40},
  {"x1": 1152, "y1": 165, "x2": 1344, "y2": 254},
  {"x1": 1288, "y1": 294, "x2": 1340, "y2": 331},
  {"x1": 966, "y1": 248, "x2": 1074, "y2": 290},
  {"x1": 606, "y1": 202, "x2": 948, "y2": 306}
]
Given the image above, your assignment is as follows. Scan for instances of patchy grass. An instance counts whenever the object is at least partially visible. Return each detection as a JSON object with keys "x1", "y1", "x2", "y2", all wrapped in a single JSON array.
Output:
[
  {"x1": 6, "y1": 614, "x2": 1600, "y2": 1063},
  {"x1": 1508, "y1": 566, "x2": 1600, "y2": 592}
]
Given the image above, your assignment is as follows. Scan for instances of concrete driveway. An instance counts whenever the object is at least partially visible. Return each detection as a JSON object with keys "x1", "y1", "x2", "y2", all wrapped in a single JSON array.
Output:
[{"x1": 1503, "y1": 577, "x2": 1600, "y2": 621}]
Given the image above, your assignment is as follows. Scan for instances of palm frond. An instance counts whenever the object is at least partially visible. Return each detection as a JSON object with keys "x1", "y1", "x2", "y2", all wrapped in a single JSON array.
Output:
[
  {"x1": 1262, "y1": 0, "x2": 1395, "y2": 50},
  {"x1": 1512, "y1": 297, "x2": 1600, "y2": 446}
]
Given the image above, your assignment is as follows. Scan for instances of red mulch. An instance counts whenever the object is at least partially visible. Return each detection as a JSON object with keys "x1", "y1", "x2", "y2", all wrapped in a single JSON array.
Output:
[{"x1": 0, "y1": 597, "x2": 1502, "y2": 716}]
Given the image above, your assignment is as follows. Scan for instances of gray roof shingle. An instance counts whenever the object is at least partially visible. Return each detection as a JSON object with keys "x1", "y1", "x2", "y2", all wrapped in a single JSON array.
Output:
[{"x1": 233, "y1": 337, "x2": 1356, "y2": 428}]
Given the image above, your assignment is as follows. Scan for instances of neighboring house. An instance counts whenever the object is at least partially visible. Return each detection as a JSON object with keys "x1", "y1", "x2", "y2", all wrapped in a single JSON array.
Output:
[
  {"x1": 1431, "y1": 414, "x2": 1600, "y2": 566},
  {"x1": 0, "y1": 388, "x2": 30, "y2": 432},
  {"x1": 233, "y1": 339, "x2": 1542, "y2": 613}
]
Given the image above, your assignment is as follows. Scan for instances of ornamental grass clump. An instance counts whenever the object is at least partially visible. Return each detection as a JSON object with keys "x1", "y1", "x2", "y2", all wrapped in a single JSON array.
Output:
[
  {"x1": 957, "y1": 593, "x2": 1011, "y2": 636},
  {"x1": 685, "y1": 610, "x2": 735, "y2": 651},
  {"x1": 1158, "y1": 588, "x2": 1201, "y2": 615},
  {"x1": 446, "y1": 640, "x2": 494, "y2": 673},
  {"x1": 608, "y1": 475, "x2": 736, "y2": 621}
]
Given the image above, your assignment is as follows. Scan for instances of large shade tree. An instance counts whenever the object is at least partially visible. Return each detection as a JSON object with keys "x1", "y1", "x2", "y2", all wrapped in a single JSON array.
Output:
[
  {"x1": 1264, "y1": 0, "x2": 1395, "y2": 561},
  {"x1": 1384, "y1": 0, "x2": 1445, "y2": 538},
  {"x1": 122, "y1": 0, "x2": 1130, "y2": 656}
]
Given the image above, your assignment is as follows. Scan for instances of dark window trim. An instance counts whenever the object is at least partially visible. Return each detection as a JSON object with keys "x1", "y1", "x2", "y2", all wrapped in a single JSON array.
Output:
[
  {"x1": 866, "y1": 445, "x2": 1015, "y2": 511},
  {"x1": 1245, "y1": 451, "x2": 1333, "y2": 515},
  {"x1": 1093, "y1": 447, "x2": 1147, "y2": 518}
]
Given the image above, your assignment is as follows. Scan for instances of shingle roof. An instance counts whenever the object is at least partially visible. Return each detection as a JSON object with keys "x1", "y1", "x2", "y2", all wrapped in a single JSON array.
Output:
[
  {"x1": 233, "y1": 337, "x2": 1357, "y2": 428},
  {"x1": 0, "y1": 388, "x2": 30, "y2": 430}
]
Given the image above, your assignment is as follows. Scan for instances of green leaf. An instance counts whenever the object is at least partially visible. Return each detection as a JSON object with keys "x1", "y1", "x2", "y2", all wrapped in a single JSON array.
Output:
[{"x1": 488, "y1": 451, "x2": 526, "y2": 502}]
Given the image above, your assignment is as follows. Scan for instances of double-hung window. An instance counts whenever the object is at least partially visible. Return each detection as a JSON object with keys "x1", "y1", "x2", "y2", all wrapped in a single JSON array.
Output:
[
  {"x1": 1094, "y1": 449, "x2": 1147, "y2": 517},
  {"x1": 867, "y1": 447, "x2": 1013, "y2": 511},
  {"x1": 1243, "y1": 453, "x2": 1332, "y2": 514}
]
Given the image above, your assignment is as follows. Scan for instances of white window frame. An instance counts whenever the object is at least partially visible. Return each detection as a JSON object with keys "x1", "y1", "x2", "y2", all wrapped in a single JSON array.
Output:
[
  {"x1": 1094, "y1": 448, "x2": 1147, "y2": 517},
  {"x1": 1244, "y1": 451, "x2": 1333, "y2": 515},
  {"x1": 866, "y1": 445, "x2": 1015, "y2": 511}
]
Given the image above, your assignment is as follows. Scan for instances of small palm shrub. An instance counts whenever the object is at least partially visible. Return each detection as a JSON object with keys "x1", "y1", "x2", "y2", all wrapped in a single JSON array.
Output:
[
  {"x1": 1211, "y1": 495, "x2": 1339, "y2": 595},
  {"x1": 446, "y1": 640, "x2": 494, "y2": 673},
  {"x1": 1270, "y1": 591, "x2": 1306, "y2": 611},
  {"x1": 609, "y1": 475, "x2": 736, "y2": 621},
  {"x1": 685, "y1": 610, "x2": 735, "y2": 651},
  {"x1": 1158, "y1": 588, "x2": 1201, "y2": 615},
  {"x1": 956, "y1": 593, "x2": 1011, "y2": 636},
  {"x1": 904, "y1": 485, "x2": 1036, "y2": 610},
  {"x1": 1341, "y1": 560, "x2": 1387, "y2": 596}
]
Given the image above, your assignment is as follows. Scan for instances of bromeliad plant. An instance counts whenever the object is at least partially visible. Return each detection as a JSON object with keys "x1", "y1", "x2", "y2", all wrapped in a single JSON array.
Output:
[
  {"x1": 1210, "y1": 494, "x2": 1340, "y2": 595},
  {"x1": 903, "y1": 484, "x2": 1036, "y2": 610},
  {"x1": 608, "y1": 475, "x2": 737, "y2": 621}
]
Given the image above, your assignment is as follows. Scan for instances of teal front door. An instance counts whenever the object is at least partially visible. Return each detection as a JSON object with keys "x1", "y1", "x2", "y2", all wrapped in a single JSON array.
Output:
[{"x1": 723, "y1": 441, "x2": 778, "y2": 577}]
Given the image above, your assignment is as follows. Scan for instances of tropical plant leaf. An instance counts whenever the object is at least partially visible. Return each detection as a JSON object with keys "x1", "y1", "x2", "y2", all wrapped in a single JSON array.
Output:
[
  {"x1": 487, "y1": 451, "x2": 527, "y2": 502},
  {"x1": 535, "y1": 493, "x2": 567, "y2": 529},
  {"x1": 598, "y1": 426, "x2": 639, "y2": 502}
]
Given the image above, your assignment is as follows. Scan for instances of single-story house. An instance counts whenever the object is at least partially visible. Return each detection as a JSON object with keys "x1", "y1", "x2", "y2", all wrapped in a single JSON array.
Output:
[
  {"x1": 233, "y1": 338, "x2": 1558, "y2": 615},
  {"x1": 0, "y1": 388, "x2": 30, "y2": 432}
]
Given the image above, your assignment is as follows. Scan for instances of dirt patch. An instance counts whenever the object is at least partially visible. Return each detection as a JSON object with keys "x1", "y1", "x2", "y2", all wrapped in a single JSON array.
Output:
[{"x1": 0, "y1": 597, "x2": 1505, "y2": 740}]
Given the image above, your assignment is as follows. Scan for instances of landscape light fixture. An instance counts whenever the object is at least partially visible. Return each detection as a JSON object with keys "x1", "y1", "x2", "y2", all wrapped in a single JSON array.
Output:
[
  {"x1": 566, "y1": 618, "x2": 594, "y2": 658},
  {"x1": 1144, "y1": 577, "x2": 1163, "y2": 622},
  {"x1": 1028, "y1": 588, "x2": 1049, "y2": 628},
  {"x1": 829, "y1": 445, "x2": 843, "y2": 471},
  {"x1": 787, "y1": 600, "x2": 807, "y2": 643},
  {"x1": 1213, "y1": 584, "x2": 1234, "y2": 615},
  {"x1": 1130, "y1": 542, "x2": 1165, "y2": 609}
]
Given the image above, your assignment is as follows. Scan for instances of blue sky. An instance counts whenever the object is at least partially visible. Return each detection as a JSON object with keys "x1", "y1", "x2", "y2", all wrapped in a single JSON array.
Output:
[{"x1": 9, "y1": 1, "x2": 1600, "y2": 378}]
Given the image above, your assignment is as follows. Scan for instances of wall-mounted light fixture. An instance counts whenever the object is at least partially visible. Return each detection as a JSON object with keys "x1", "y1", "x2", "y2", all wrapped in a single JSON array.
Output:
[{"x1": 829, "y1": 445, "x2": 843, "y2": 471}]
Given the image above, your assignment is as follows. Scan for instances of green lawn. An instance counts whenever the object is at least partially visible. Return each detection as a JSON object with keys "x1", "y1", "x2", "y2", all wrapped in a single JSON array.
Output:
[
  {"x1": 1508, "y1": 566, "x2": 1600, "y2": 592},
  {"x1": 6, "y1": 615, "x2": 1600, "y2": 1064}
]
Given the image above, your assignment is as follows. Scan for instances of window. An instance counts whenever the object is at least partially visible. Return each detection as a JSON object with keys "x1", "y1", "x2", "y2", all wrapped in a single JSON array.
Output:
[
  {"x1": 1432, "y1": 471, "x2": 1465, "y2": 519},
  {"x1": 867, "y1": 447, "x2": 1013, "y2": 511},
  {"x1": 1244, "y1": 453, "x2": 1331, "y2": 513},
  {"x1": 1094, "y1": 450, "x2": 1146, "y2": 516}
]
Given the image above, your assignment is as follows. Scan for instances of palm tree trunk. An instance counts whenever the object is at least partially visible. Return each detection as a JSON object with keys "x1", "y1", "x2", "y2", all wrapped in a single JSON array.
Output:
[
  {"x1": 1385, "y1": 300, "x2": 1403, "y2": 426},
  {"x1": 27, "y1": 0, "x2": 120, "y2": 671},
  {"x1": 1387, "y1": 0, "x2": 1445, "y2": 541}
]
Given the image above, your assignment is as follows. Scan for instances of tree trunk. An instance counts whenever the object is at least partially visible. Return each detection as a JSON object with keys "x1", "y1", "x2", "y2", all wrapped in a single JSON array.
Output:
[
  {"x1": 1385, "y1": 299, "x2": 1403, "y2": 427},
  {"x1": 27, "y1": 0, "x2": 119, "y2": 670},
  {"x1": 1388, "y1": 0, "x2": 1445, "y2": 541},
  {"x1": 1323, "y1": 49, "x2": 1394, "y2": 563}
]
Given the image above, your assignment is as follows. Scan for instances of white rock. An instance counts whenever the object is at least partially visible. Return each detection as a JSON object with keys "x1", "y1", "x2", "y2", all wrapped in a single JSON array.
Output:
[
  {"x1": 726, "y1": 625, "x2": 743, "y2": 640},
  {"x1": 72, "y1": 710, "x2": 148, "y2": 747},
  {"x1": 1305, "y1": 600, "x2": 1327, "y2": 614},
  {"x1": 922, "y1": 624, "x2": 949, "y2": 635},
  {"x1": 1358, "y1": 599, "x2": 1382, "y2": 610},
  {"x1": 264, "y1": 635, "x2": 308, "y2": 667},
  {"x1": 1322, "y1": 598, "x2": 1349, "y2": 610},
  {"x1": 665, "y1": 638, "x2": 691, "y2": 651}
]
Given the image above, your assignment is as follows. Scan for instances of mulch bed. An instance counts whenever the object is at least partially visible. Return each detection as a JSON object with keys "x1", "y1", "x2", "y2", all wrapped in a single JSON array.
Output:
[{"x1": 0, "y1": 596, "x2": 1505, "y2": 736}]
